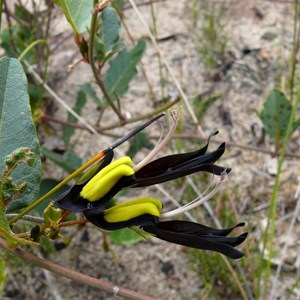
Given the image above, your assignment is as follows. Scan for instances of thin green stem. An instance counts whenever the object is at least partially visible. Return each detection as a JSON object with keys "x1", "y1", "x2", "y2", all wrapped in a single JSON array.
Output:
[
  {"x1": 89, "y1": 1, "x2": 125, "y2": 123},
  {"x1": 18, "y1": 39, "x2": 49, "y2": 81},
  {"x1": 258, "y1": 1, "x2": 300, "y2": 298},
  {"x1": 260, "y1": 87, "x2": 300, "y2": 300},
  {"x1": 0, "y1": 238, "x2": 157, "y2": 300},
  {"x1": 9, "y1": 152, "x2": 105, "y2": 225},
  {"x1": 17, "y1": 39, "x2": 49, "y2": 82},
  {"x1": 97, "y1": 98, "x2": 179, "y2": 131}
]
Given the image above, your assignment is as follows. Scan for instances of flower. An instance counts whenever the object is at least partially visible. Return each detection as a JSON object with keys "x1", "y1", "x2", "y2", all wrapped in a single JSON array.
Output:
[
  {"x1": 83, "y1": 198, "x2": 247, "y2": 259},
  {"x1": 56, "y1": 131, "x2": 230, "y2": 213},
  {"x1": 55, "y1": 116, "x2": 247, "y2": 259}
]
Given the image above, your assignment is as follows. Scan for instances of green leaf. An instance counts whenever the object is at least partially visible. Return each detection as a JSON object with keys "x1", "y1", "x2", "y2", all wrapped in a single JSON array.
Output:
[
  {"x1": 54, "y1": 0, "x2": 93, "y2": 34},
  {"x1": 109, "y1": 228, "x2": 143, "y2": 245},
  {"x1": 41, "y1": 148, "x2": 82, "y2": 173},
  {"x1": 80, "y1": 83, "x2": 103, "y2": 106},
  {"x1": 126, "y1": 132, "x2": 153, "y2": 158},
  {"x1": 257, "y1": 89, "x2": 294, "y2": 143},
  {"x1": 0, "y1": 57, "x2": 41, "y2": 213},
  {"x1": 63, "y1": 90, "x2": 87, "y2": 145},
  {"x1": 100, "y1": 6, "x2": 120, "y2": 53},
  {"x1": 104, "y1": 39, "x2": 146, "y2": 100}
]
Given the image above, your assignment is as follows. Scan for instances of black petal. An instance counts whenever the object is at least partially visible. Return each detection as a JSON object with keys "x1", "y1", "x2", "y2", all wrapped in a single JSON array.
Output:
[
  {"x1": 135, "y1": 131, "x2": 219, "y2": 180},
  {"x1": 56, "y1": 182, "x2": 88, "y2": 212},
  {"x1": 134, "y1": 133, "x2": 230, "y2": 187},
  {"x1": 148, "y1": 220, "x2": 245, "y2": 236},
  {"x1": 56, "y1": 151, "x2": 116, "y2": 212},
  {"x1": 56, "y1": 174, "x2": 135, "y2": 213},
  {"x1": 134, "y1": 163, "x2": 230, "y2": 187},
  {"x1": 143, "y1": 221, "x2": 247, "y2": 259}
]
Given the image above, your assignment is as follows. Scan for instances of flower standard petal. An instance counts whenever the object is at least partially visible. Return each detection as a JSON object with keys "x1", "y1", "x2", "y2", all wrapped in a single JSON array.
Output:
[
  {"x1": 84, "y1": 198, "x2": 162, "y2": 230},
  {"x1": 56, "y1": 150, "x2": 114, "y2": 212},
  {"x1": 56, "y1": 153, "x2": 136, "y2": 212},
  {"x1": 80, "y1": 157, "x2": 134, "y2": 202}
]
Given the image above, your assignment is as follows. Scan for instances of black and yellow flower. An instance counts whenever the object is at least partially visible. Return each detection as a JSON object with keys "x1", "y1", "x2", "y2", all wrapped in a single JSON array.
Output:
[
  {"x1": 83, "y1": 198, "x2": 247, "y2": 259},
  {"x1": 56, "y1": 131, "x2": 229, "y2": 213},
  {"x1": 55, "y1": 118, "x2": 247, "y2": 259}
]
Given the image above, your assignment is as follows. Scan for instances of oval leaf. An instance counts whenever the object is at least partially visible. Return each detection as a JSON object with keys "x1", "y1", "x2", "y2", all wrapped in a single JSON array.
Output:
[
  {"x1": 258, "y1": 89, "x2": 292, "y2": 143},
  {"x1": 100, "y1": 6, "x2": 120, "y2": 53},
  {"x1": 0, "y1": 57, "x2": 41, "y2": 213},
  {"x1": 55, "y1": 0, "x2": 93, "y2": 34},
  {"x1": 104, "y1": 39, "x2": 146, "y2": 101}
]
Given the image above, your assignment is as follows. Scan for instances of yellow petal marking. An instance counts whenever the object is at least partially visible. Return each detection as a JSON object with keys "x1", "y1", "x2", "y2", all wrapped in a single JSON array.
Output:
[
  {"x1": 104, "y1": 198, "x2": 162, "y2": 223},
  {"x1": 80, "y1": 157, "x2": 134, "y2": 202}
]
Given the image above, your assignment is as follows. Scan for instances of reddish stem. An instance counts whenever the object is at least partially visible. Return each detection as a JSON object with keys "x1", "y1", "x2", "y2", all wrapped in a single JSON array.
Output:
[
  {"x1": 0, "y1": 238, "x2": 157, "y2": 300},
  {"x1": 59, "y1": 218, "x2": 88, "y2": 228}
]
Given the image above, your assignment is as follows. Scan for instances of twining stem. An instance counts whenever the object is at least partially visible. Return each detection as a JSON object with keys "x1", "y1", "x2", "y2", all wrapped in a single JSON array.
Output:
[
  {"x1": 9, "y1": 152, "x2": 105, "y2": 225},
  {"x1": 18, "y1": 39, "x2": 49, "y2": 82},
  {"x1": 89, "y1": 0, "x2": 125, "y2": 123},
  {"x1": 18, "y1": 39, "x2": 48, "y2": 61},
  {"x1": 97, "y1": 98, "x2": 179, "y2": 131},
  {"x1": 0, "y1": 238, "x2": 157, "y2": 300}
]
